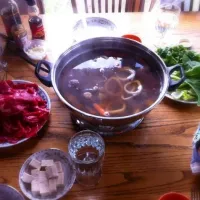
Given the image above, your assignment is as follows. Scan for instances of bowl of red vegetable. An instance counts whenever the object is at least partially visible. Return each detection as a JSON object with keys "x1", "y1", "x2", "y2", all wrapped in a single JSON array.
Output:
[{"x1": 0, "y1": 80, "x2": 51, "y2": 148}]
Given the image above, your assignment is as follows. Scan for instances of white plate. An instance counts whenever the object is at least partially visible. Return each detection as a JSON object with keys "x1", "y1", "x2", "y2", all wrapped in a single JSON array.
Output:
[
  {"x1": 73, "y1": 17, "x2": 117, "y2": 42},
  {"x1": 19, "y1": 148, "x2": 76, "y2": 200},
  {"x1": 0, "y1": 184, "x2": 25, "y2": 200},
  {"x1": 165, "y1": 93, "x2": 197, "y2": 104},
  {"x1": 0, "y1": 80, "x2": 51, "y2": 148}
]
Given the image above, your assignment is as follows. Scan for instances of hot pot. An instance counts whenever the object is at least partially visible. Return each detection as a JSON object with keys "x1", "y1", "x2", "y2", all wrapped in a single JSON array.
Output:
[{"x1": 35, "y1": 37, "x2": 185, "y2": 135}]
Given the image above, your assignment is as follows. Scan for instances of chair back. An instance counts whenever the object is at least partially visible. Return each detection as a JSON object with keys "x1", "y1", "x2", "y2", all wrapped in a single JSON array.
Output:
[
  {"x1": 182, "y1": 0, "x2": 200, "y2": 11},
  {"x1": 71, "y1": 0, "x2": 147, "y2": 13}
]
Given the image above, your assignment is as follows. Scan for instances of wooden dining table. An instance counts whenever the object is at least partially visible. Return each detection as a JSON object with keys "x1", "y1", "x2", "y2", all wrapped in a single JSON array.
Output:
[{"x1": 0, "y1": 12, "x2": 200, "y2": 200}]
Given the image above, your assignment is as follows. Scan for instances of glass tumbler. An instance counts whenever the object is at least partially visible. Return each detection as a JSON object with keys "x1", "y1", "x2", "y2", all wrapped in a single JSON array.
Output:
[
  {"x1": 154, "y1": 3, "x2": 180, "y2": 46},
  {"x1": 68, "y1": 130, "x2": 105, "y2": 187}
]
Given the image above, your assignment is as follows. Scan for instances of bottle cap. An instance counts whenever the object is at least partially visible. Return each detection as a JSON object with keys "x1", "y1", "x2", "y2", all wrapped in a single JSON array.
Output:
[{"x1": 25, "y1": 0, "x2": 36, "y2": 6}]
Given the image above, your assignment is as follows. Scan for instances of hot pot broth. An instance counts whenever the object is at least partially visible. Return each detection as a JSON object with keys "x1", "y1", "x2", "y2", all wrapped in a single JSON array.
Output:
[{"x1": 58, "y1": 56, "x2": 161, "y2": 117}]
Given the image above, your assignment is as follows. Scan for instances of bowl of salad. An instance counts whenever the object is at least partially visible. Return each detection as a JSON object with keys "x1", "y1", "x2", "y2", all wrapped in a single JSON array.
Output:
[{"x1": 157, "y1": 45, "x2": 200, "y2": 105}]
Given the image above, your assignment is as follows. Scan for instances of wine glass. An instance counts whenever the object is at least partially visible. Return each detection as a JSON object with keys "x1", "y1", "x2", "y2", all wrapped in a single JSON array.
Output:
[{"x1": 155, "y1": 3, "x2": 181, "y2": 46}]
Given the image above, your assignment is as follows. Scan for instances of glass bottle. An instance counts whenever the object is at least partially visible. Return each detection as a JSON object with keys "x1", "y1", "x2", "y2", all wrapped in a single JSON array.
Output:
[
  {"x1": 26, "y1": 0, "x2": 45, "y2": 40},
  {"x1": 0, "y1": 0, "x2": 22, "y2": 39},
  {"x1": 11, "y1": 24, "x2": 28, "y2": 50}
]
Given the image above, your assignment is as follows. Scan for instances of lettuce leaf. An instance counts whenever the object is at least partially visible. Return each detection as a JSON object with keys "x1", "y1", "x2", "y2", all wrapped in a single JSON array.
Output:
[
  {"x1": 186, "y1": 65, "x2": 200, "y2": 78},
  {"x1": 185, "y1": 79, "x2": 200, "y2": 105},
  {"x1": 181, "y1": 90, "x2": 196, "y2": 101},
  {"x1": 157, "y1": 45, "x2": 200, "y2": 105}
]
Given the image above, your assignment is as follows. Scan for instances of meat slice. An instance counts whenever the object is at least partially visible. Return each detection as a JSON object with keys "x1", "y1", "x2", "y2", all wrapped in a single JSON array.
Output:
[{"x1": 0, "y1": 81, "x2": 50, "y2": 143}]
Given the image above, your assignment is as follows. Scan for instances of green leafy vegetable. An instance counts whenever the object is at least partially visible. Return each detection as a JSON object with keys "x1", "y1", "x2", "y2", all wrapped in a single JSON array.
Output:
[
  {"x1": 186, "y1": 65, "x2": 200, "y2": 78},
  {"x1": 181, "y1": 90, "x2": 196, "y2": 101},
  {"x1": 156, "y1": 45, "x2": 200, "y2": 105},
  {"x1": 185, "y1": 79, "x2": 200, "y2": 105}
]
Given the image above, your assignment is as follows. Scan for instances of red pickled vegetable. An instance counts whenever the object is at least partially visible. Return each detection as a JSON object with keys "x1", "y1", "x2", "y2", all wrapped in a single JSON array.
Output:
[{"x1": 0, "y1": 80, "x2": 50, "y2": 143}]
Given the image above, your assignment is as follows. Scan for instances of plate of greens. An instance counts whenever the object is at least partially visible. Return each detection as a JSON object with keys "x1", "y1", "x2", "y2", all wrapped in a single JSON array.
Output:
[{"x1": 157, "y1": 45, "x2": 200, "y2": 105}]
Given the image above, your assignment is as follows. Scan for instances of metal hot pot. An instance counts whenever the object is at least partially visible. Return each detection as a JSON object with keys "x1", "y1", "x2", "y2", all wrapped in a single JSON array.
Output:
[{"x1": 35, "y1": 37, "x2": 185, "y2": 135}]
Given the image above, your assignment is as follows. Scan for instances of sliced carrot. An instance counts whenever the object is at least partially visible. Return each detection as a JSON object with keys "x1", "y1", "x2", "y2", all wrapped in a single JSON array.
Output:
[{"x1": 93, "y1": 103, "x2": 110, "y2": 117}]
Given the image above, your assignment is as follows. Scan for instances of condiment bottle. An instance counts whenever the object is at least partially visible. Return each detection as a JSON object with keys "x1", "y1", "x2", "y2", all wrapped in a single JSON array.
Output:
[
  {"x1": 11, "y1": 24, "x2": 28, "y2": 50},
  {"x1": 0, "y1": 0, "x2": 22, "y2": 39},
  {"x1": 26, "y1": 0, "x2": 45, "y2": 40}
]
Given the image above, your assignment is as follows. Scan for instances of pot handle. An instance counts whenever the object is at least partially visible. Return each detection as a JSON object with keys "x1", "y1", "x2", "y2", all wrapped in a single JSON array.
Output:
[
  {"x1": 35, "y1": 60, "x2": 53, "y2": 87},
  {"x1": 167, "y1": 64, "x2": 185, "y2": 91}
]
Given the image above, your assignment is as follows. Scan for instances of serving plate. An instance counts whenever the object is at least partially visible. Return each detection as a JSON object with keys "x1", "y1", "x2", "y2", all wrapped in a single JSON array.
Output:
[
  {"x1": 0, "y1": 184, "x2": 25, "y2": 200},
  {"x1": 0, "y1": 80, "x2": 51, "y2": 148},
  {"x1": 73, "y1": 17, "x2": 117, "y2": 42},
  {"x1": 165, "y1": 92, "x2": 197, "y2": 104},
  {"x1": 19, "y1": 148, "x2": 76, "y2": 200}
]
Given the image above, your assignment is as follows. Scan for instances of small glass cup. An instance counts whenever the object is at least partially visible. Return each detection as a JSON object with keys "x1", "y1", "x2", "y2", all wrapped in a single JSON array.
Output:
[
  {"x1": 68, "y1": 130, "x2": 105, "y2": 187},
  {"x1": 154, "y1": 3, "x2": 181, "y2": 46}
]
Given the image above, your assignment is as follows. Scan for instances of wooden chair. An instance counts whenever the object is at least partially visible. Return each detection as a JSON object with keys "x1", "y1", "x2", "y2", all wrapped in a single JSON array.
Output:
[
  {"x1": 150, "y1": 0, "x2": 200, "y2": 12},
  {"x1": 71, "y1": 0, "x2": 147, "y2": 13},
  {"x1": 181, "y1": 0, "x2": 200, "y2": 11},
  {"x1": 143, "y1": 0, "x2": 157, "y2": 11}
]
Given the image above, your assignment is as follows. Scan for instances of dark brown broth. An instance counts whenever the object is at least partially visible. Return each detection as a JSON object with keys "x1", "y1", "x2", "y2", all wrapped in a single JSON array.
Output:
[{"x1": 58, "y1": 56, "x2": 161, "y2": 117}]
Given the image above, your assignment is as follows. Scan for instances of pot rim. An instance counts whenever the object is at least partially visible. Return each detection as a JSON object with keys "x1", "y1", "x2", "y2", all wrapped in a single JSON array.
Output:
[{"x1": 51, "y1": 37, "x2": 169, "y2": 120}]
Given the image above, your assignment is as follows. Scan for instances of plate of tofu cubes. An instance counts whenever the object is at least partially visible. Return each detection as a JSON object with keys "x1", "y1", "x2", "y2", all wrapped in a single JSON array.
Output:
[{"x1": 19, "y1": 148, "x2": 76, "y2": 200}]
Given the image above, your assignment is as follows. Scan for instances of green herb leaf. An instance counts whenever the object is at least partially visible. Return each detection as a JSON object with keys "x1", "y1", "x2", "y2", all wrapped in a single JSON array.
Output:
[
  {"x1": 156, "y1": 45, "x2": 200, "y2": 104},
  {"x1": 186, "y1": 65, "x2": 200, "y2": 78},
  {"x1": 185, "y1": 78, "x2": 200, "y2": 105}
]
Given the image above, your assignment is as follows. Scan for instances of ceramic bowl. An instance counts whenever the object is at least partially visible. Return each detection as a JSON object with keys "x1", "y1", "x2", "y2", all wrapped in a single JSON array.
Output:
[
  {"x1": 159, "y1": 192, "x2": 189, "y2": 200},
  {"x1": 73, "y1": 17, "x2": 117, "y2": 42},
  {"x1": 19, "y1": 148, "x2": 76, "y2": 200},
  {"x1": 0, "y1": 184, "x2": 25, "y2": 200},
  {"x1": 0, "y1": 80, "x2": 51, "y2": 148},
  {"x1": 23, "y1": 39, "x2": 47, "y2": 61}
]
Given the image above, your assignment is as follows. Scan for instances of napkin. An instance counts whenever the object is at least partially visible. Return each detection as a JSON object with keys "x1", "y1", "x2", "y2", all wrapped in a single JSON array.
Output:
[{"x1": 191, "y1": 124, "x2": 200, "y2": 174}]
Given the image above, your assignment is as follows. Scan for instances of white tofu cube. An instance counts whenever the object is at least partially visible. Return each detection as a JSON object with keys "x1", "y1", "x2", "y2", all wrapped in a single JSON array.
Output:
[
  {"x1": 57, "y1": 173, "x2": 64, "y2": 187},
  {"x1": 29, "y1": 158, "x2": 41, "y2": 169},
  {"x1": 49, "y1": 178, "x2": 57, "y2": 194},
  {"x1": 41, "y1": 160, "x2": 54, "y2": 167},
  {"x1": 31, "y1": 179, "x2": 40, "y2": 196},
  {"x1": 39, "y1": 181, "x2": 50, "y2": 197},
  {"x1": 31, "y1": 169, "x2": 40, "y2": 178},
  {"x1": 38, "y1": 171, "x2": 48, "y2": 183},
  {"x1": 21, "y1": 172, "x2": 34, "y2": 183},
  {"x1": 55, "y1": 161, "x2": 63, "y2": 173},
  {"x1": 46, "y1": 164, "x2": 58, "y2": 179}
]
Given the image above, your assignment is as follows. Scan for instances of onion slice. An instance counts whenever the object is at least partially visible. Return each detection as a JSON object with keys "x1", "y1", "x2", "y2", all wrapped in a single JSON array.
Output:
[
  {"x1": 124, "y1": 80, "x2": 142, "y2": 96},
  {"x1": 106, "y1": 102, "x2": 126, "y2": 115},
  {"x1": 121, "y1": 94, "x2": 134, "y2": 100},
  {"x1": 116, "y1": 67, "x2": 135, "y2": 81},
  {"x1": 104, "y1": 77, "x2": 123, "y2": 96}
]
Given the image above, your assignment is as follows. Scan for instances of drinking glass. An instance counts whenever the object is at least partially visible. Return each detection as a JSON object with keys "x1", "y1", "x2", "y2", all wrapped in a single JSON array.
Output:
[
  {"x1": 68, "y1": 130, "x2": 105, "y2": 187},
  {"x1": 155, "y1": 3, "x2": 181, "y2": 46}
]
